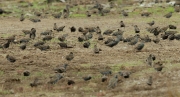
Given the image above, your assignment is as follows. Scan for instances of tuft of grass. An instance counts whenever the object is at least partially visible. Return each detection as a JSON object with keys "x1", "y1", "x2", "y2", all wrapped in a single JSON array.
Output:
[
  {"x1": 0, "y1": 90, "x2": 12, "y2": 95},
  {"x1": 70, "y1": 14, "x2": 86, "y2": 18}
]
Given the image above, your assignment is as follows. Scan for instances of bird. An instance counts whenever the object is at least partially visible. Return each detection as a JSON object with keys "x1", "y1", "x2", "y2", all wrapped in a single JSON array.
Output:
[
  {"x1": 58, "y1": 34, "x2": 68, "y2": 42},
  {"x1": 146, "y1": 54, "x2": 155, "y2": 66},
  {"x1": 78, "y1": 27, "x2": 84, "y2": 32},
  {"x1": 94, "y1": 44, "x2": 100, "y2": 54},
  {"x1": 67, "y1": 80, "x2": 75, "y2": 85},
  {"x1": 48, "y1": 73, "x2": 63, "y2": 84},
  {"x1": 107, "y1": 75, "x2": 118, "y2": 89},
  {"x1": 120, "y1": 21, "x2": 125, "y2": 28},
  {"x1": 86, "y1": 11, "x2": 91, "y2": 17},
  {"x1": 169, "y1": 24, "x2": 177, "y2": 29},
  {"x1": 128, "y1": 34, "x2": 139, "y2": 45},
  {"x1": 53, "y1": 23, "x2": 58, "y2": 30},
  {"x1": 112, "y1": 29, "x2": 124, "y2": 36},
  {"x1": 100, "y1": 70, "x2": 112, "y2": 76},
  {"x1": 23, "y1": 71, "x2": 30, "y2": 76},
  {"x1": 106, "y1": 35, "x2": 121, "y2": 47},
  {"x1": 119, "y1": 70, "x2": 131, "y2": 78},
  {"x1": 70, "y1": 26, "x2": 76, "y2": 32},
  {"x1": 98, "y1": 34, "x2": 104, "y2": 40},
  {"x1": 29, "y1": 18, "x2": 41, "y2": 23},
  {"x1": 40, "y1": 30, "x2": 52, "y2": 35},
  {"x1": 153, "y1": 62, "x2": 164, "y2": 71},
  {"x1": 36, "y1": 45, "x2": 50, "y2": 51},
  {"x1": 83, "y1": 41, "x2": 90, "y2": 48},
  {"x1": 42, "y1": 35, "x2": 53, "y2": 41},
  {"x1": 7, "y1": 35, "x2": 16, "y2": 43},
  {"x1": 96, "y1": 26, "x2": 101, "y2": 34},
  {"x1": 147, "y1": 21, "x2": 154, "y2": 26},
  {"x1": 3, "y1": 40, "x2": 10, "y2": 48},
  {"x1": 19, "y1": 44, "x2": 26, "y2": 50},
  {"x1": 30, "y1": 28, "x2": 36, "y2": 39},
  {"x1": 66, "y1": 52, "x2": 74, "y2": 61},
  {"x1": 134, "y1": 25, "x2": 140, "y2": 33},
  {"x1": 134, "y1": 42, "x2": 144, "y2": 51},
  {"x1": 164, "y1": 12, "x2": 172, "y2": 18},
  {"x1": 20, "y1": 13, "x2": 25, "y2": 22},
  {"x1": 57, "y1": 26, "x2": 65, "y2": 32},
  {"x1": 30, "y1": 78, "x2": 39, "y2": 87},
  {"x1": 54, "y1": 64, "x2": 68, "y2": 73},
  {"x1": 147, "y1": 76, "x2": 153, "y2": 86},
  {"x1": 58, "y1": 42, "x2": 73, "y2": 48},
  {"x1": 6, "y1": 55, "x2": 16, "y2": 63},
  {"x1": 168, "y1": 34, "x2": 175, "y2": 40},
  {"x1": 152, "y1": 36, "x2": 160, "y2": 44},
  {"x1": 83, "y1": 75, "x2": 92, "y2": 81},
  {"x1": 52, "y1": 12, "x2": 62, "y2": 18},
  {"x1": 121, "y1": 10, "x2": 128, "y2": 17},
  {"x1": 22, "y1": 30, "x2": 31, "y2": 35},
  {"x1": 102, "y1": 75, "x2": 108, "y2": 82},
  {"x1": 103, "y1": 29, "x2": 114, "y2": 35},
  {"x1": 34, "y1": 11, "x2": 41, "y2": 17},
  {"x1": 34, "y1": 41, "x2": 45, "y2": 47}
]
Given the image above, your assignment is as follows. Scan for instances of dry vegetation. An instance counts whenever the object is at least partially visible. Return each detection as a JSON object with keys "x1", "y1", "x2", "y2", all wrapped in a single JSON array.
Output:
[{"x1": 0, "y1": 0, "x2": 180, "y2": 97}]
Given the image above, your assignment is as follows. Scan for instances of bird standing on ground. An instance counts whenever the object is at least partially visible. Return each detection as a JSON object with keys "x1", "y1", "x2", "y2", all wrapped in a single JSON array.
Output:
[
  {"x1": 6, "y1": 55, "x2": 16, "y2": 63},
  {"x1": 164, "y1": 12, "x2": 172, "y2": 18},
  {"x1": 147, "y1": 21, "x2": 154, "y2": 26},
  {"x1": 30, "y1": 28, "x2": 36, "y2": 39},
  {"x1": 20, "y1": 13, "x2": 25, "y2": 22},
  {"x1": 134, "y1": 25, "x2": 140, "y2": 33},
  {"x1": 66, "y1": 52, "x2": 74, "y2": 61},
  {"x1": 147, "y1": 76, "x2": 153, "y2": 86},
  {"x1": 108, "y1": 75, "x2": 118, "y2": 89},
  {"x1": 120, "y1": 21, "x2": 125, "y2": 28}
]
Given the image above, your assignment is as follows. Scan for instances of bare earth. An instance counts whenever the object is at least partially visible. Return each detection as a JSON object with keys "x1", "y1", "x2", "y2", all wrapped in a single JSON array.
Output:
[{"x1": 0, "y1": 15, "x2": 180, "y2": 97}]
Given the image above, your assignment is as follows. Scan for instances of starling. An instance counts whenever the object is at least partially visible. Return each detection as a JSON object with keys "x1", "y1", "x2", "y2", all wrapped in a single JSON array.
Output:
[
  {"x1": 36, "y1": 45, "x2": 50, "y2": 51},
  {"x1": 20, "y1": 13, "x2": 25, "y2": 21},
  {"x1": 23, "y1": 71, "x2": 30, "y2": 76},
  {"x1": 134, "y1": 42, "x2": 144, "y2": 51},
  {"x1": 102, "y1": 75, "x2": 108, "y2": 82},
  {"x1": 120, "y1": 21, "x2": 125, "y2": 28},
  {"x1": 153, "y1": 36, "x2": 160, "y2": 44},
  {"x1": 107, "y1": 75, "x2": 118, "y2": 89},
  {"x1": 85, "y1": 32, "x2": 93, "y2": 40},
  {"x1": 53, "y1": 23, "x2": 58, "y2": 30},
  {"x1": 147, "y1": 21, "x2": 154, "y2": 26},
  {"x1": 34, "y1": 11, "x2": 41, "y2": 17},
  {"x1": 42, "y1": 35, "x2": 53, "y2": 41},
  {"x1": 128, "y1": 34, "x2": 139, "y2": 45},
  {"x1": 78, "y1": 27, "x2": 84, "y2": 32},
  {"x1": 121, "y1": 10, "x2": 128, "y2": 17},
  {"x1": 119, "y1": 70, "x2": 131, "y2": 78},
  {"x1": 34, "y1": 41, "x2": 45, "y2": 47},
  {"x1": 6, "y1": 55, "x2": 16, "y2": 63},
  {"x1": 103, "y1": 29, "x2": 114, "y2": 35},
  {"x1": 52, "y1": 12, "x2": 62, "y2": 18},
  {"x1": 141, "y1": 12, "x2": 151, "y2": 17},
  {"x1": 58, "y1": 42, "x2": 73, "y2": 48},
  {"x1": 98, "y1": 34, "x2": 104, "y2": 40},
  {"x1": 104, "y1": 38, "x2": 114, "y2": 44},
  {"x1": 30, "y1": 78, "x2": 39, "y2": 87},
  {"x1": 83, "y1": 75, "x2": 92, "y2": 81},
  {"x1": 96, "y1": 26, "x2": 101, "y2": 34},
  {"x1": 94, "y1": 44, "x2": 100, "y2": 54},
  {"x1": 78, "y1": 35, "x2": 86, "y2": 42},
  {"x1": 100, "y1": 70, "x2": 112, "y2": 76},
  {"x1": 19, "y1": 44, "x2": 26, "y2": 50},
  {"x1": 86, "y1": 11, "x2": 91, "y2": 17},
  {"x1": 30, "y1": 28, "x2": 36, "y2": 39},
  {"x1": 58, "y1": 34, "x2": 68, "y2": 42},
  {"x1": 48, "y1": 73, "x2": 63, "y2": 84},
  {"x1": 40, "y1": 30, "x2": 52, "y2": 35},
  {"x1": 169, "y1": 24, "x2": 177, "y2": 29},
  {"x1": 7, "y1": 35, "x2": 16, "y2": 43},
  {"x1": 19, "y1": 38, "x2": 30, "y2": 44},
  {"x1": 161, "y1": 33, "x2": 169, "y2": 40},
  {"x1": 106, "y1": 35, "x2": 121, "y2": 47},
  {"x1": 146, "y1": 54, "x2": 155, "y2": 66},
  {"x1": 134, "y1": 25, "x2": 140, "y2": 33},
  {"x1": 83, "y1": 41, "x2": 90, "y2": 48},
  {"x1": 54, "y1": 64, "x2": 68, "y2": 73},
  {"x1": 66, "y1": 52, "x2": 74, "y2": 61},
  {"x1": 147, "y1": 76, "x2": 153, "y2": 86},
  {"x1": 153, "y1": 62, "x2": 164, "y2": 71},
  {"x1": 112, "y1": 29, "x2": 124, "y2": 36},
  {"x1": 3, "y1": 40, "x2": 10, "y2": 48},
  {"x1": 67, "y1": 80, "x2": 75, "y2": 85},
  {"x1": 70, "y1": 26, "x2": 76, "y2": 32},
  {"x1": 168, "y1": 34, "x2": 175, "y2": 40},
  {"x1": 164, "y1": 12, "x2": 172, "y2": 18},
  {"x1": 29, "y1": 18, "x2": 41, "y2": 23},
  {"x1": 57, "y1": 26, "x2": 65, "y2": 32}
]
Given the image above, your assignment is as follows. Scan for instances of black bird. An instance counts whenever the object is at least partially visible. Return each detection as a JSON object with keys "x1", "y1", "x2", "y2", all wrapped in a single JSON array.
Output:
[
  {"x1": 54, "y1": 64, "x2": 68, "y2": 73},
  {"x1": 100, "y1": 70, "x2": 112, "y2": 76},
  {"x1": 94, "y1": 44, "x2": 100, "y2": 54},
  {"x1": 70, "y1": 26, "x2": 76, "y2": 32},
  {"x1": 30, "y1": 78, "x2": 39, "y2": 87},
  {"x1": 58, "y1": 34, "x2": 68, "y2": 42},
  {"x1": 120, "y1": 21, "x2": 125, "y2": 28},
  {"x1": 104, "y1": 38, "x2": 114, "y2": 44},
  {"x1": 147, "y1": 76, "x2": 153, "y2": 86},
  {"x1": 20, "y1": 13, "x2": 25, "y2": 22},
  {"x1": 146, "y1": 54, "x2": 155, "y2": 66},
  {"x1": 147, "y1": 21, "x2": 154, "y2": 26},
  {"x1": 58, "y1": 42, "x2": 73, "y2": 48},
  {"x1": 107, "y1": 75, "x2": 118, "y2": 89},
  {"x1": 29, "y1": 18, "x2": 41, "y2": 23},
  {"x1": 36, "y1": 45, "x2": 50, "y2": 51},
  {"x1": 57, "y1": 26, "x2": 65, "y2": 32},
  {"x1": 34, "y1": 41, "x2": 45, "y2": 47},
  {"x1": 30, "y1": 28, "x2": 36, "y2": 39},
  {"x1": 83, "y1": 41, "x2": 90, "y2": 48},
  {"x1": 19, "y1": 44, "x2": 26, "y2": 50},
  {"x1": 78, "y1": 27, "x2": 84, "y2": 32},
  {"x1": 103, "y1": 29, "x2": 114, "y2": 35},
  {"x1": 23, "y1": 71, "x2": 30, "y2": 76},
  {"x1": 78, "y1": 35, "x2": 86, "y2": 42},
  {"x1": 128, "y1": 34, "x2": 139, "y2": 45},
  {"x1": 6, "y1": 55, "x2": 16, "y2": 63},
  {"x1": 3, "y1": 40, "x2": 10, "y2": 48},
  {"x1": 86, "y1": 11, "x2": 91, "y2": 17},
  {"x1": 40, "y1": 30, "x2": 52, "y2": 35},
  {"x1": 102, "y1": 75, "x2": 108, "y2": 82},
  {"x1": 98, "y1": 34, "x2": 104, "y2": 40},
  {"x1": 67, "y1": 80, "x2": 75, "y2": 85},
  {"x1": 164, "y1": 12, "x2": 172, "y2": 18},
  {"x1": 169, "y1": 24, "x2": 176, "y2": 29},
  {"x1": 48, "y1": 73, "x2": 63, "y2": 84},
  {"x1": 53, "y1": 23, "x2": 58, "y2": 30},
  {"x1": 83, "y1": 75, "x2": 92, "y2": 81},
  {"x1": 134, "y1": 42, "x2": 144, "y2": 51},
  {"x1": 112, "y1": 29, "x2": 124, "y2": 36},
  {"x1": 96, "y1": 26, "x2": 101, "y2": 34},
  {"x1": 153, "y1": 62, "x2": 164, "y2": 71},
  {"x1": 52, "y1": 12, "x2": 62, "y2": 18},
  {"x1": 121, "y1": 10, "x2": 128, "y2": 17},
  {"x1": 119, "y1": 70, "x2": 131, "y2": 78},
  {"x1": 134, "y1": 25, "x2": 140, "y2": 33},
  {"x1": 168, "y1": 34, "x2": 175, "y2": 40},
  {"x1": 106, "y1": 35, "x2": 121, "y2": 47},
  {"x1": 66, "y1": 52, "x2": 74, "y2": 61},
  {"x1": 42, "y1": 35, "x2": 53, "y2": 41}
]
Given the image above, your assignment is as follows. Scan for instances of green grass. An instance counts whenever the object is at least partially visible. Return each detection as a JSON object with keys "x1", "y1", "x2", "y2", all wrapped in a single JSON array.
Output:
[
  {"x1": 0, "y1": 90, "x2": 12, "y2": 95},
  {"x1": 70, "y1": 14, "x2": 86, "y2": 18},
  {"x1": 0, "y1": 70, "x2": 4, "y2": 76}
]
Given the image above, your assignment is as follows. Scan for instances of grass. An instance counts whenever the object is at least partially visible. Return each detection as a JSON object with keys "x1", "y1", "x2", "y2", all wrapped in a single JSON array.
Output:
[
  {"x1": 0, "y1": 90, "x2": 12, "y2": 95},
  {"x1": 70, "y1": 14, "x2": 86, "y2": 18}
]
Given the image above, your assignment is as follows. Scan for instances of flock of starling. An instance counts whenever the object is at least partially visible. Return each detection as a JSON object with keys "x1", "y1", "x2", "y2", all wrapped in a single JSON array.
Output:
[{"x1": 0, "y1": 0, "x2": 180, "y2": 91}]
